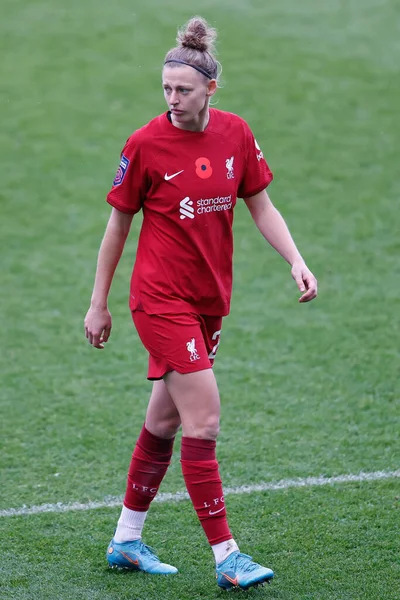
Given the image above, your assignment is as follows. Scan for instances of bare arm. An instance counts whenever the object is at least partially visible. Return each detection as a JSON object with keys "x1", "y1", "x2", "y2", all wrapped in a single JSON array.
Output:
[
  {"x1": 84, "y1": 208, "x2": 134, "y2": 348},
  {"x1": 244, "y1": 190, "x2": 317, "y2": 302}
]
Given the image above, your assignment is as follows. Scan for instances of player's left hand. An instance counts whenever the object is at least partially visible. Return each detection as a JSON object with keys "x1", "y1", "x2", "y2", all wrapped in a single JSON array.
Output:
[{"x1": 291, "y1": 261, "x2": 318, "y2": 303}]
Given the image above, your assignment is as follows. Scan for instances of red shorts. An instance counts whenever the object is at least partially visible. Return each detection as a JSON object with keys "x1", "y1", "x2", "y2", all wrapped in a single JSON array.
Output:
[{"x1": 132, "y1": 311, "x2": 223, "y2": 380}]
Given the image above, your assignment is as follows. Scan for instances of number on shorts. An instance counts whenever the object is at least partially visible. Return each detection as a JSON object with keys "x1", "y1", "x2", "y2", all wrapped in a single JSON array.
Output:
[{"x1": 208, "y1": 330, "x2": 222, "y2": 360}]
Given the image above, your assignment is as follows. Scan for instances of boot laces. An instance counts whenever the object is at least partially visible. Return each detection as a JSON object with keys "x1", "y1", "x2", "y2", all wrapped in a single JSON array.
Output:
[
  {"x1": 234, "y1": 553, "x2": 259, "y2": 573},
  {"x1": 137, "y1": 541, "x2": 160, "y2": 562}
]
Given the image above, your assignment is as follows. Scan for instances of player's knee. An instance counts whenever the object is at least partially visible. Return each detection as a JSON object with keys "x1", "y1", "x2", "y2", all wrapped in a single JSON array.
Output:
[
  {"x1": 197, "y1": 415, "x2": 220, "y2": 440},
  {"x1": 164, "y1": 416, "x2": 182, "y2": 437},
  {"x1": 147, "y1": 416, "x2": 181, "y2": 439}
]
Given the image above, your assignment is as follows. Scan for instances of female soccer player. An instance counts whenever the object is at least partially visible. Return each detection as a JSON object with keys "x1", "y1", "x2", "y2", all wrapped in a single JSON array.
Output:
[{"x1": 84, "y1": 16, "x2": 317, "y2": 591}]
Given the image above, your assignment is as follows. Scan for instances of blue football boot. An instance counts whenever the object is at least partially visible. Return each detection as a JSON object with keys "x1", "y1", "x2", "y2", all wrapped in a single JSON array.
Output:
[
  {"x1": 216, "y1": 551, "x2": 274, "y2": 590},
  {"x1": 107, "y1": 538, "x2": 178, "y2": 574}
]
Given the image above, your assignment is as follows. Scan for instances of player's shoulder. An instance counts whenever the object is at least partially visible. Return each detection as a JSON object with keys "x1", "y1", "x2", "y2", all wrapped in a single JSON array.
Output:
[
  {"x1": 209, "y1": 108, "x2": 252, "y2": 138},
  {"x1": 211, "y1": 108, "x2": 248, "y2": 124},
  {"x1": 122, "y1": 113, "x2": 168, "y2": 151}
]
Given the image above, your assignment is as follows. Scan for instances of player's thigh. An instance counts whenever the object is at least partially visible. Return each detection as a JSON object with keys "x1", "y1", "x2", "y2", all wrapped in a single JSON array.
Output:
[
  {"x1": 145, "y1": 380, "x2": 181, "y2": 438},
  {"x1": 133, "y1": 310, "x2": 221, "y2": 439},
  {"x1": 163, "y1": 368, "x2": 220, "y2": 440}
]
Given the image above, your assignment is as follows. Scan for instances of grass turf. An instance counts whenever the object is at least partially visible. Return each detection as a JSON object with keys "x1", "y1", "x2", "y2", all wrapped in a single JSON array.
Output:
[
  {"x1": 1, "y1": 481, "x2": 399, "y2": 599},
  {"x1": 1, "y1": 0, "x2": 399, "y2": 598}
]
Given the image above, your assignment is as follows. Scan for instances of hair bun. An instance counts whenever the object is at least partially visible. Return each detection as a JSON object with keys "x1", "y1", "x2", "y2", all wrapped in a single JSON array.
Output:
[{"x1": 177, "y1": 16, "x2": 217, "y2": 54}]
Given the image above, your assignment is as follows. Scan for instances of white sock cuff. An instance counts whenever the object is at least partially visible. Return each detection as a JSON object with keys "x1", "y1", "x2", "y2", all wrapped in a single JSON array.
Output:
[
  {"x1": 212, "y1": 538, "x2": 240, "y2": 565},
  {"x1": 120, "y1": 505, "x2": 147, "y2": 527},
  {"x1": 113, "y1": 506, "x2": 148, "y2": 543}
]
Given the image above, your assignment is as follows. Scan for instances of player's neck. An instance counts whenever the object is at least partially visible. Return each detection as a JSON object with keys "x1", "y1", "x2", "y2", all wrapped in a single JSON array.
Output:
[{"x1": 171, "y1": 107, "x2": 210, "y2": 132}]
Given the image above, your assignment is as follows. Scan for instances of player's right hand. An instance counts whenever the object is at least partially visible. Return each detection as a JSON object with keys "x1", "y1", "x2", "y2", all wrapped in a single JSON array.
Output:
[{"x1": 84, "y1": 306, "x2": 112, "y2": 349}]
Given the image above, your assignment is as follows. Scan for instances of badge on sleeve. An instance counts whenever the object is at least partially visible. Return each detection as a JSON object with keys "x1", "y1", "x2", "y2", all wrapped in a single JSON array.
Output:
[
  {"x1": 254, "y1": 139, "x2": 264, "y2": 162},
  {"x1": 113, "y1": 154, "x2": 130, "y2": 186}
]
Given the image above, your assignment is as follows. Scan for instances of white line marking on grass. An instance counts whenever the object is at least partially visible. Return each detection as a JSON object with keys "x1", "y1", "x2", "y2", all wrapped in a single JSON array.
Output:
[{"x1": 1, "y1": 469, "x2": 399, "y2": 518}]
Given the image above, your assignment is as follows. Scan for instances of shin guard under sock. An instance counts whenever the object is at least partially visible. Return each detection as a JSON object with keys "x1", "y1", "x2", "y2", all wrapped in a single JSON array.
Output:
[
  {"x1": 181, "y1": 436, "x2": 232, "y2": 545},
  {"x1": 123, "y1": 425, "x2": 174, "y2": 511}
]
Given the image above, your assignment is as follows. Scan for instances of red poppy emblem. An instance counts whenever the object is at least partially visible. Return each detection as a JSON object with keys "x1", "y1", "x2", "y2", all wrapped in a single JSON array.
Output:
[{"x1": 195, "y1": 157, "x2": 213, "y2": 179}]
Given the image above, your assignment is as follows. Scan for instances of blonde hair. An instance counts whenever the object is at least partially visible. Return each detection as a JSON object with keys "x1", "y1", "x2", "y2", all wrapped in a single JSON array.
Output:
[{"x1": 164, "y1": 16, "x2": 219, "y2": 81}]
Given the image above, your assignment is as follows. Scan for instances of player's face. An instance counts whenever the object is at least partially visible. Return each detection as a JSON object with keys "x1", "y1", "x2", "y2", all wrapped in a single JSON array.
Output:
[{"x1": 162, "y1": 66, "x2": 217, "y2": 129}]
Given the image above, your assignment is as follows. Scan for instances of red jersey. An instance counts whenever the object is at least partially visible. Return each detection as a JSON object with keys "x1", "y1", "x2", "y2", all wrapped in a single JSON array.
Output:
[{"x1": 107, "y1": 108, "x2": 273, "y2": 316}]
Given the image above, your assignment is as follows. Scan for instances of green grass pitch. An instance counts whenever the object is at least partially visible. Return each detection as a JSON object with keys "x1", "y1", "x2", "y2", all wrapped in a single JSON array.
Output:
[{"x1": 1, "y1": 0, "x2": 399, "y2": 598}]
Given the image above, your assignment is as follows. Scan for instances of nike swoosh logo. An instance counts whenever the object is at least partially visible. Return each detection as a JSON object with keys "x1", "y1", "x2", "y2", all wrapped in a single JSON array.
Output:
[
  {"x1": 120, "y1": 551, "x2": 140, "y2": 566},
  {"x1": 209, "y1": 506, "x2": 225, "y2": 516},
  {"x1": 164, "y1": 170, "x2": 184, "y2": 181},
  {"x1": 221, "y1": 573, "x2": 238, "y2": 586}
]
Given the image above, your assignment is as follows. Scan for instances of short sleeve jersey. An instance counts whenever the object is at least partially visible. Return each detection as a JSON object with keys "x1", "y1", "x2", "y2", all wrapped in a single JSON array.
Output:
[{"x1": 107, "y1": 108, "x2": 273, "y2": 316}]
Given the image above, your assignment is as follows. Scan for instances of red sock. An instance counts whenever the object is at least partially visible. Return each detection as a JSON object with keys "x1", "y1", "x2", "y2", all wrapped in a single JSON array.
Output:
[
  {"x1": 123, "y1": 425, "x2": 174, "y2": 511},
  {"x1": 181, "y1": 436, "x2": 232, "y2": 545}
]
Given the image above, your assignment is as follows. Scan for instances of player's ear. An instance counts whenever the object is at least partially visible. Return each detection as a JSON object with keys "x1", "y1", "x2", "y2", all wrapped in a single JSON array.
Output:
[{"x1": 206, "y1": 79, "x2": 218, "y2": 97}]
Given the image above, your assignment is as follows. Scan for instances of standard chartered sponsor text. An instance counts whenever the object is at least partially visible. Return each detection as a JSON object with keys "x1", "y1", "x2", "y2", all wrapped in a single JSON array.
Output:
[{"x1": 197, "y1": 195, "x2": 232, "y2": 214}]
